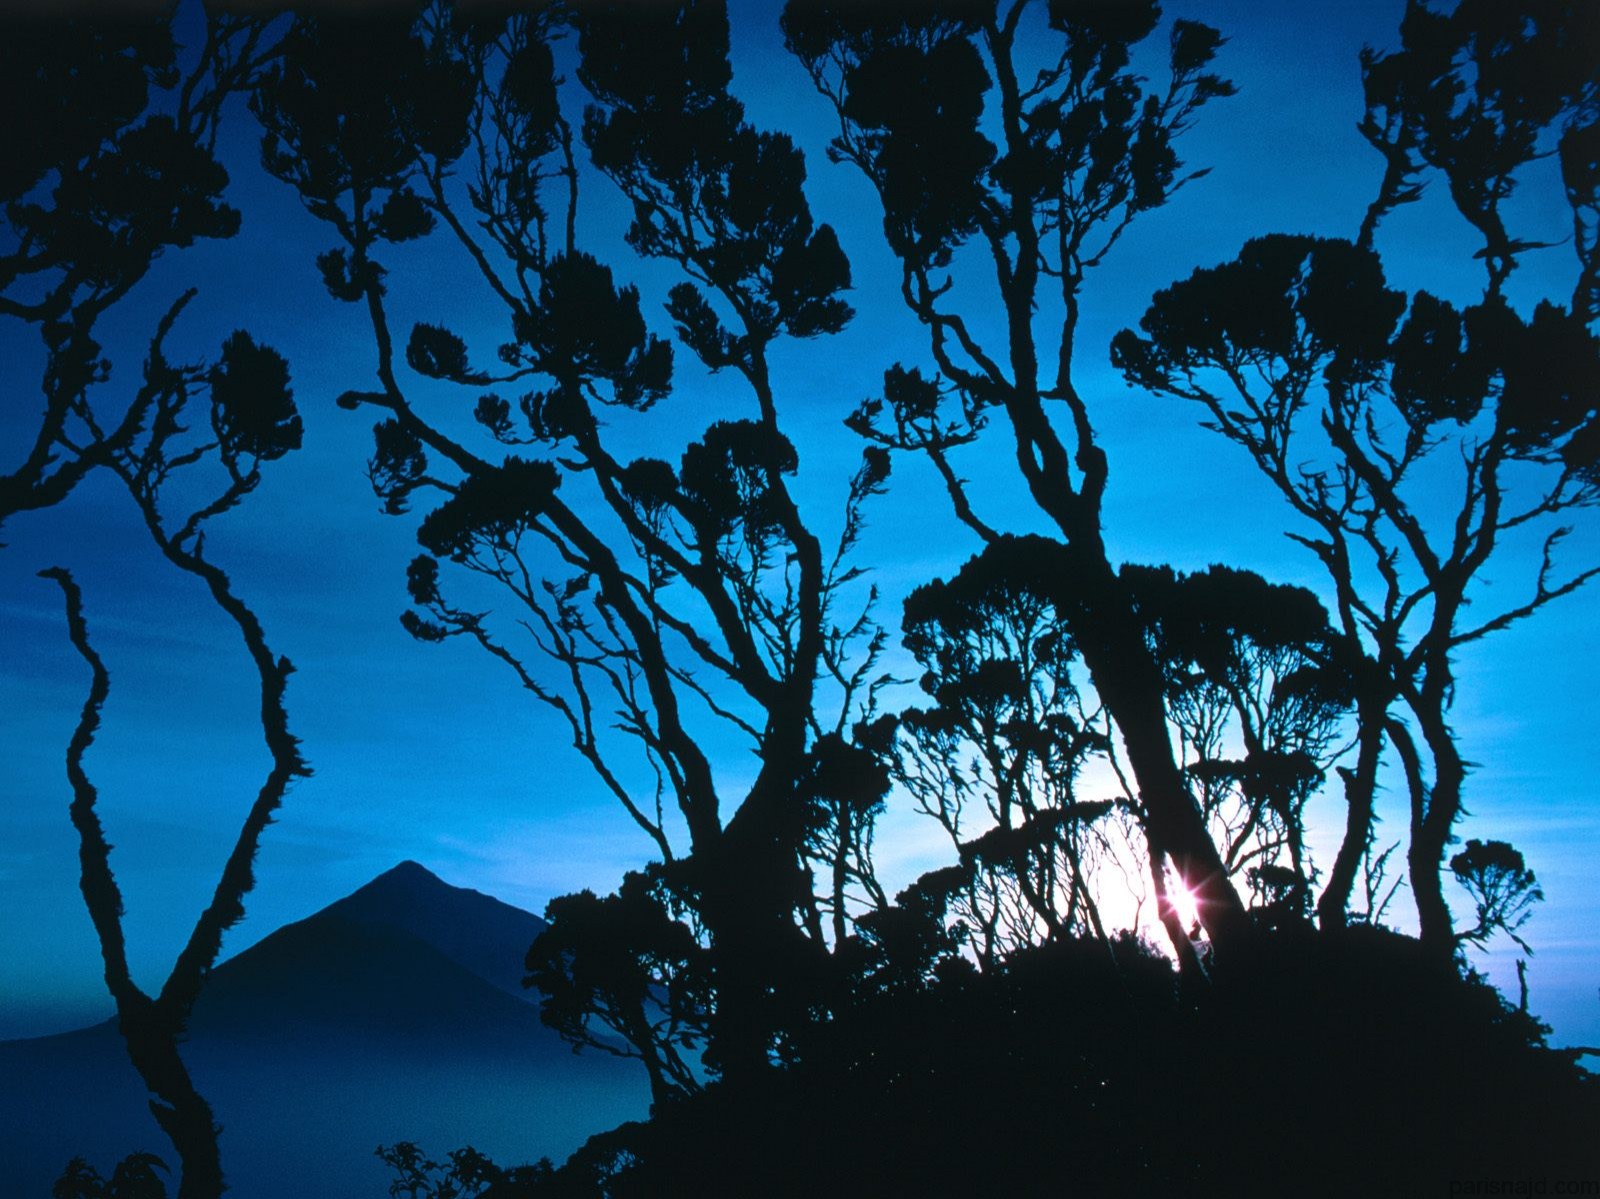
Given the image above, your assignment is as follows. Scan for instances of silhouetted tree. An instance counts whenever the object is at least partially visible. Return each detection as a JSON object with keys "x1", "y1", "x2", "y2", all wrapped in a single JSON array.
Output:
[
  {"x1": 525, "y1": 868, "x2": 710, "y2": 1108},
  {"x1": 1451, "y1": 838, "x2": 1544, "y2": 955},
  {"x1": 200, "y1": 3, "x2": 1593, "y2": 1191},
  {"x1": 795, "y1": 732, "x2": 894, "y2": 950},
  {"x1": 3, "y1": 8, "x2": 305, "y2": 1198},
  {"x1": 251, "y1": 0, "x2": 887, "y2": 1078},
  {"x1": 4, "y1": 4, "x2": 1594, "y2": 1195},
  {"x1": 890, "y1": 536, "x2": 1119, "y2": 963},
  {"x1": 886, "y1": 537, "x2": 1352, "y2": 969},
  {"x1": 41, "y1": 306, "x2": 306, "y2": 1199},
  {"x1": 1112, "y1": 0, "x2": 1598, "y2": 955},
  {"x1": 784, "y1": 0, "x2": 1256, "y2": 960},
  {"x1": 1125, "y1": 564, "x2": 1354, "y2": 929},
  {"x1": 1, "y1": 6, "x2": 275, "y2": 528}
]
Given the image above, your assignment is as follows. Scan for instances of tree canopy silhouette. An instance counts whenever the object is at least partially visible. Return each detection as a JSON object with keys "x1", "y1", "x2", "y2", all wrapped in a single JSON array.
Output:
[
  {"x1": 1, "y1": 7, "x2": 273, "y2": 528},
  {"x1": 252, "y1": 0, "x2": 891, "y2": 1080},
  {"x1": 6, "y1": 1, "x2": 1597, "y2": 1194},
  {"x1": 1112, "y1": 0, "x2": 1599, "y2": 953},
  {"x1": 4, "y1": 7, "x2": 305, "y2": 1197},
  {"x1": 239, "y1": 0, "x2": 1598, "y2": 1120},
  {"x1": 785, "y1": 0, "x2": 1256, "y2": 960}
]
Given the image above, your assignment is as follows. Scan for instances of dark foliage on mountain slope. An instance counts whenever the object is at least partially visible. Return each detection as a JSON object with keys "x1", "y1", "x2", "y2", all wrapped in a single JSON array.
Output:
[{"x1": 396, "y1": 929, "x2": 1599, "y2": 1198}]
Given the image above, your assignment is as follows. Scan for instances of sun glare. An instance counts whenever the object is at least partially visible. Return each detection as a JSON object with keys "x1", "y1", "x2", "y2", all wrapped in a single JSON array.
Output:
[{"x1": 1171, "y1": 884, "x2": 1202, "y2": 932}]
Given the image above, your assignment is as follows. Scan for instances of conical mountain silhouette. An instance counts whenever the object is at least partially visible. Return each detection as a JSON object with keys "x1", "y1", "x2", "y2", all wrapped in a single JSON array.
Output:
[
  {"x1": 320, "y1": 860, "x2": 548, "y2": 1001},
  {"x1": 187, "y1": 860, "x2": 552, "y2": 1044},
  {"x1": 0, "y1": 863, "x2": 646, "y2": 1198}
]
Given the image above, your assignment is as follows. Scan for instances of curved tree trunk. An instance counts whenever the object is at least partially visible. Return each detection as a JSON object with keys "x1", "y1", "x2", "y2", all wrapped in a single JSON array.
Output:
[
  {"x1": 1410, "y1": 717, "x2": 1465, "y2": 960},
  {"x1": 46, "y1": 488, "x2": 303, "y2": 1198},
  {"x1": 1053, "y1": 545, "x2": 1254, "y2": 954},
  {"x1": 46, "y1": 569, "x2": 228, "y2": 1198},
  {"x1": 1318, "y1": 687, "x2": 1388, "y2": 930},
  {"x1": 122, "y1": 1005, "x2": 227, "y2": 1199},
  {"x1": 695, "y1": 830, "x2": 815, "y2": 1086},
  {"x1": 1387, "y1": 715, "x2": 1459, "y2": 960}
]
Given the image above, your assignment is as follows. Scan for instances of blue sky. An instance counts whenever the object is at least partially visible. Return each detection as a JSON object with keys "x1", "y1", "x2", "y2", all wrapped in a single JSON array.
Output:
[{"x1": 2, "y1": 0, "x2": 1595, "y2": 1050}]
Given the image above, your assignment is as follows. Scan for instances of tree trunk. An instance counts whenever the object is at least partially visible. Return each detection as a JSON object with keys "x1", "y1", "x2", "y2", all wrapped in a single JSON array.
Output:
[
  {"x1": 121, "y1": 1004, "x2": 225, "y2": 1199},
  {"x1": 1408, "y1": 743, "x2": 1463, "y2": 960},
  {"x1": 1408, "y1": 827, "x2": 1456, "y2": 959},
  {"x1": 1388, "y1": 714, "x2": 1460, "y2": 961},
  {"x1": 695, "y1": 807, "x2": 817, "y2": 1086},
  {"x1": 1318, "y1": 687, "x2": 1387, "y2": 930},
  {"x1": 1148, "y1": 845, "x2": 1205, "y2": 982},
  {"x1": 627, "y1": 1008, "x2": 678, "y2": 1112},
  {"x1": 1054, "y1": 547, "x2": 1253, "y2": 953},
  {"x1": 700, "y1": 894, "x2": 773, "y2": 1086}
]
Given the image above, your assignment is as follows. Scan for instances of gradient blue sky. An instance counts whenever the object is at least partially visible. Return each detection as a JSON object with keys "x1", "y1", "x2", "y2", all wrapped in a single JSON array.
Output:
[{"x1": 2, "y1": 0, "x2": 1595, "y2": 1049}]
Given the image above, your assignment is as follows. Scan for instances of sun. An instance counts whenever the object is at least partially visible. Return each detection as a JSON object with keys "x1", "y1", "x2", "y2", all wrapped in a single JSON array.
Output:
[{"x1": 1170, "y1": 882, "x2": 1202, "y2": 933}]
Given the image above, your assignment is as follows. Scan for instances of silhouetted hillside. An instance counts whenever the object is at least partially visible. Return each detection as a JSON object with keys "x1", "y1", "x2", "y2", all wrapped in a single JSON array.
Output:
[{"x1": 0, "y1": 864, "x2": 645, "y2": 1198}]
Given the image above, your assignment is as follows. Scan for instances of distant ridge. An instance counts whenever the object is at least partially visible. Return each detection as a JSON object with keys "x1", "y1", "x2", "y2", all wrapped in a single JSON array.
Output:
[{"x1": 0, "y1": 863, "x2": 646, "y2": 1198}]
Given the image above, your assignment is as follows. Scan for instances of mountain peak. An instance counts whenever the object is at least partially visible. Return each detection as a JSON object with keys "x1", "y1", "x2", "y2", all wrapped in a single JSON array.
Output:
[
  {"x1": 317, "y1": 860, "x2": 548, "y2": 1001},
  {"x1": 0, "y1": 863, "x2": 644, "y2": 1199},
  {"x1": 370, "y1": 859, "x2": 445, "y2": 887}
]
